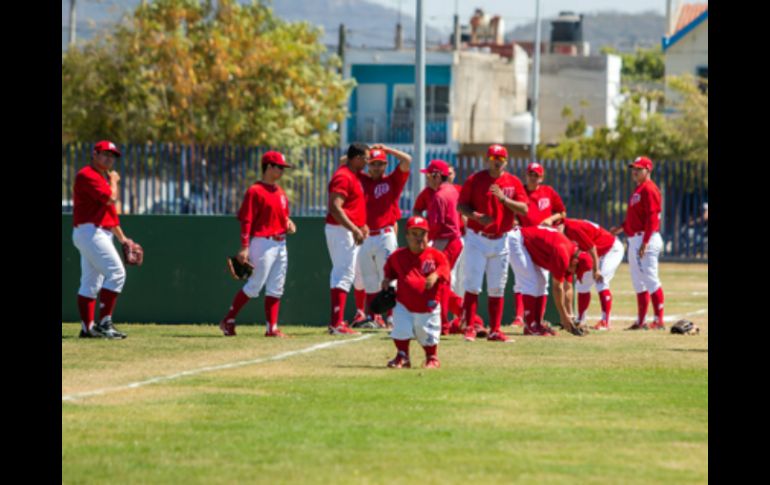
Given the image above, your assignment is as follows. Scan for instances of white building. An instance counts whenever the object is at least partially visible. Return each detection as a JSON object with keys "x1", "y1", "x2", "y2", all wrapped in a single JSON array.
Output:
[{"x1": 663, "y1": 2, "x2": 708, "y2": 96}]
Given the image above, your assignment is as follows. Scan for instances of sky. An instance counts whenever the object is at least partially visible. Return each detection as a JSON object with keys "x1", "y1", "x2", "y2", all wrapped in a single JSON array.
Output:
[{"x1": 367, "y1": 0, "x2": 667, "y2": 32}]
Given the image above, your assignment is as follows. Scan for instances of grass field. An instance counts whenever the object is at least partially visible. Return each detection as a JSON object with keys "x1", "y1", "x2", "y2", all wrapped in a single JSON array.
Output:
[{"x1": 62, "y1": 262, "x2": 708, "y2": 484}]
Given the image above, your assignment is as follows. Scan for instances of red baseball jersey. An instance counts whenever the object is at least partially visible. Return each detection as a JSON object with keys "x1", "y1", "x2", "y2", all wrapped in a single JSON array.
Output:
[
  {"x1": 454, "y1": 184, "x2": 466, "y2": 235},
  {"x1": 459, "y1": 170, "x2": 528, "y2": 235},
  {"x1": 563, "y1": 219, "x2": 616, "y2": 257},
  {"x1": 238, "y1": 181, "x2": 290, "y2": 247},
  {"x1": 517, "y1": 184, "x2": 566, "y2": 227},
  {"x1": 427, "y1": 183, "x2": 462, "y2": 241},
  {"x1": 521, "y1": 225, "x2": 578, "y2": 283},
  {"x1": 359, "y1": 167, "x2": 410, "y2": 230},
  {"x1": 72, "y1": 165, "x2": 120, "y2": 229},
  {"x1": 383, "y1": 246, "x2": 451, "y2": 313},
  {"x1": 413, "y1": 186, "x2": 435, "y2": 216},
  {"x1": 325, "y1": 164, "x2": 367, "y2": 227},
  {"x1": 622, "y1": 179, "x2": 662, "y2": 243}
]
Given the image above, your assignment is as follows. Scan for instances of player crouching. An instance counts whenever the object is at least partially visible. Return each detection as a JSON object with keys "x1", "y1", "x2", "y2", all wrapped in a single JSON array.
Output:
[{"x1": 382, "y1": 217, "x2": 451, "y2": 369}]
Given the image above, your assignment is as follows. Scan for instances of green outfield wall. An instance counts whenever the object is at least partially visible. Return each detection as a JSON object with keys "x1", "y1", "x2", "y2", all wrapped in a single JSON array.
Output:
[{"x1": 62, "y1": 215, "x2": 558, "y2": 326}]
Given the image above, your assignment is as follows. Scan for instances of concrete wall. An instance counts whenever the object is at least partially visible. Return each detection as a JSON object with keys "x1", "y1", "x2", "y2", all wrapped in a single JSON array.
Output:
[
  {"x1": 451, "y1": 51, "x2": 520, "y2": 144},
  {"x1": 537, "y1": 54, "x2": 623, "y2": 144}
]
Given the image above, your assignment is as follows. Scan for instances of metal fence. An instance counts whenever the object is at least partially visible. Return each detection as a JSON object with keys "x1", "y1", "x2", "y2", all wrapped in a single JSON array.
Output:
[{"x1": 62, "y1": 143, "x2": 708, "y2": 260}]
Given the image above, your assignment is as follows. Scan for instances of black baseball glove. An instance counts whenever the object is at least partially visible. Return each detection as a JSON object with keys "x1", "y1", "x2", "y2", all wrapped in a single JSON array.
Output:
[
  {"x1": 369, "y1": 287, "x2": 397, "y2": 315},
  {"x1": 671, "y1": 319, "x2": 700, "y2": 335},
  {"x1": 227, "y1": 256, "x2": 254, "y2": 281}
]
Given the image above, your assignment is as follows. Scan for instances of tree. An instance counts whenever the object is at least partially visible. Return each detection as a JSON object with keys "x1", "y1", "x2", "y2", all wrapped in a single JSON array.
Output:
[
  {"x1": 62, "y1": 0, "x2": 354, "y2": 148},
  {"x1": 600, "y1": 46, "x2": 664, "y2": 83}
]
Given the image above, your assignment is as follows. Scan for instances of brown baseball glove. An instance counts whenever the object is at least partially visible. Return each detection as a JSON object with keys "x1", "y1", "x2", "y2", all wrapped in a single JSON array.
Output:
[{"x1": 122, "y1": 239, "x2": 144, "y2": 266}]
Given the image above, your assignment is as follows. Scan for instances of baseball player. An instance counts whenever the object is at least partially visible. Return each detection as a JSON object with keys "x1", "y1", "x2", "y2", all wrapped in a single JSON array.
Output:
[
  {"x1": 219, "y1": 151, "x2": 296, "y2": 337},
  {"x1": 72, "y1": 140, "x2": 129, "y2": 339},
  {"x1": 354, "y1": 144, "x2": 412, "y2": 328},
  {"x1": 382, "y1": 216, "x2": 451, "y2": 369},
  {"x1": 457, "y1": 144, "x2": 529, "y2": 342},
  {"x1": 610, "y1": 156, "x2": 666, "y2": 330},
  {"x1": 518, "y1": 225, "x2": 593, "y2": 336},
  {"x1": 562, "y1": 218, "x2": 625, "y2": 330},
  {"x1": 325, "y1": 143, "x2": 370, "y2": 335},
  {"x1": 509, "y1": 162, "x2": 567, "y2": 327}
]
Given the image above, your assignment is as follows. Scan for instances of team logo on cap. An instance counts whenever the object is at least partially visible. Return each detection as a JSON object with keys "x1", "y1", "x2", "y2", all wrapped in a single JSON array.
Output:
[
  {"x1": 108, "y1": 142, "x2": 116, "y2": 150},
  {"x1": 414, "y1": 217, "x2": 425, "y2": 224}
]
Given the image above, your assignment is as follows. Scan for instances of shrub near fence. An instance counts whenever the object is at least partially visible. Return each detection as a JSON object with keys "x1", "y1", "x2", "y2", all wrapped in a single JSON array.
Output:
[{"x1": 62, "y1": 143, "x2": 707, "y2": 260}]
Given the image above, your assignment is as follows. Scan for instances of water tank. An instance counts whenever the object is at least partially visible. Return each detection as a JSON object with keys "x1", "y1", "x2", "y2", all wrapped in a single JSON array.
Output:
[
  {"x1": 504, "y1": 112, "x2": 539, "y2": 145},
  {"x1": 551, "y1": 11, "x2": 583, "y2": 43}
]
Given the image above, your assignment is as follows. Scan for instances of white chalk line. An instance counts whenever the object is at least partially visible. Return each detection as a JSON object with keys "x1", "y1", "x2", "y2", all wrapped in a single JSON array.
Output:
[
  {"x1": 581, "y1": 308, "x2": 708, "y2": 322},
  {"x1": 62, "y1": 334, "x2": 374, "y2": 402}
]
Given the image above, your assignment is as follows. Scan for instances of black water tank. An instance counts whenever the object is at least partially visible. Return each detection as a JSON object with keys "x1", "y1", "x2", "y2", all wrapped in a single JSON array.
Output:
[{"x1": 551, "y1": 11, "x2": 583, "y2": 43}]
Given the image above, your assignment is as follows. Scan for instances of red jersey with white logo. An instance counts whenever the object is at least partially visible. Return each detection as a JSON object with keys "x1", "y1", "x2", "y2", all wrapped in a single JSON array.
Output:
[
  {"x1": 383, "y1": 246, "x2": 451, "y2": 313},
  {"x1": 326, "y1": 164, "x2": 367, "y2": 227},
  {"x1": 563, "y1": 219, "x2": 616, "y2": 257},
  {"x1": 517, "y1": 184, "x2": 566, "y2": 227},
  {"x1": 521, "y1": 225, "x2": 578, "y2": 283},
  {"x1": 359, "y1": 167, "x2": 410, "y2": 229},
  {"x1": 72, "y1": 165, "x2": 120, "y2": 228},
  {"x1": 427, "y1": 183, "x2": 462, "y2": 241},
  {"x1": 622, "y1": 179, "x2": 661, "y2": 243},
  {"x1": 238, "y1": 181, "x2": 290, "y2": 247},
  {"x1": 459, "y1": 170, "x2": 528, "y2": 235}
]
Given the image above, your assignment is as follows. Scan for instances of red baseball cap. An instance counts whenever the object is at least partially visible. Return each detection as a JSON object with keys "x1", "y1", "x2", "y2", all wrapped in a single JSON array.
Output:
[
  {"x1": 487, "y1": 144, "x2": 508, "y2": 159},
  {"x1": 406, "y1": 216, "x2": 430, "y2": 232},
  {"x1": 575, "y1": 252, "x2": 593, "y2": 281},
  {"x1": 527, "y1": 162, "x2": 544, "y2": 176},
  {"x1": 368, "y1": 149, "x2": 387, "y2": 163},
  {"x1": 262, "y1": 150, "x2": 292, "y2": 168},
  {"x1": 94, "y1": 140, "x2": 121, "y2": 157},
  {"x1": 420, "y1": 159, "x2": 450, "y2": 176},
  {"x1": 629, "y1": 156, "x2": 653, "y2": 171}
]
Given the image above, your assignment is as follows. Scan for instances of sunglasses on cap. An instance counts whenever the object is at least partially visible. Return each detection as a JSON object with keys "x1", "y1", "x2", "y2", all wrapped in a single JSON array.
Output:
[{"x1": 488, "y1": 156, "x2": 507, "y2": 161}]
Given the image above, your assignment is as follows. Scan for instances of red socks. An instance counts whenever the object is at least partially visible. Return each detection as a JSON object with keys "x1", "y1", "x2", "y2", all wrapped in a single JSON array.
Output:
[
  {"x1": 423, "y1": 344, "x2": 437, "y2": 359},
  {"x1": 265, "y1": 296, "x2": 280, "y2": 331},
  {"x1": 394, "y1": 338, "x2": 410, "y2": 356},
  {"x1": 488, "y1": 296, "x2": 504, "y2": 333},
  {"x1": 224, "y1": 290, "x2": 250, "y2": 323},
  {"x1": 463, "y1": 292, "x2": 479, "y2": 326},
  {"x1": 365, "y1": 292, "x2": 378, "y2": 318},
  {"x1": 77, "y1": 295, "x2": 96, "y2": 331},
  {"x1": 636, "y1": 291, "x2": 650, "y2": 324},
  {"x1": 577, "y1": 292, "x2": 591, "y2": 322},
  {"x1": 97, "y1": 288, "x2": 119, "y2": 323},
  {"x1": 650, "y1": 288, "x2": 665, "y2": 324},
  {"x1": 331, "y1": 288, "x2": 348, "y2": 326},
  {"x1": 522, "y1": 294, "x2": 538, "y2": 327},
  {"x1": 514, "y1": 292, "x2": 524, "y2": 320},
  {"x1": 536, "y1": 295, "x2": 547, "y2": 323},
  {"x1": 355, "y1": 288, "x2": 366, "y2": 314},
  {"x1": 598, "y1": 289, "x2": 612, "y2": 323}
]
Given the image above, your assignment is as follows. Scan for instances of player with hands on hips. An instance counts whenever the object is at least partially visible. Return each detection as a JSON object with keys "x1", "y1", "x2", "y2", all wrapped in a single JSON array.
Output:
[
  {"x1": 325, "y1": 143, "x2": 370, "y2": 335},
  {"x1": 382, "y1": 216, "x2": 452, "y2": 369},
  {"x1": 561, "y1": 218, "x2": 625, "y2": 331},
  {"x1": 72, "y1": 140, "x2": 130, "y2": 339},
  {"x1": 610, "y1": 156, "x2": 666, "y2": 330},
  {"x1": 352, "y1": 144, "x2": 411, "y2": 329},
  {"x1": 457, "y1": 144, "x2": 528, "y2": 342},
  {"x1": 219, "y1": 151, "x2": 295, "y2": 337}
]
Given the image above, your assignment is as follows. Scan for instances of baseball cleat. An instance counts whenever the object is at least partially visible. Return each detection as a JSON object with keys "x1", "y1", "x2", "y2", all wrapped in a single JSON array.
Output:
[
  {"x1": 220, "y1": 319, "x2": 236, "y2": 336},
  {"x1": 97, "y1": 318, "x2": 126, "y2": 339},
  {"x1": 649, "y1": 321, "x2": 666, "y2": 330},
  {"x1": 387, "y1": 352, "x2": 411, "y2": 369},
  {"x1": 625, "y1": 322, "x2": 649, "y2": 331},
  {"x1": 265, "y1": 328, "x2": 287, "y2": 338},
  {"x1": 510, "y1": 316, "x2": 525, "y2": 327},
  {"x1": 592, "y1": 320, "x2": 610, "y2": 331},
  {"x1": 79, "y1": 328, "x2": 97, "y2": 338},
  {"x1": 328, "y1": 322, "x2": 360, "y2": 335},
  {"x1": 448, "y1": 318, "x2": 464, "y2": 334},
  {"x1": 351, "y1": 310, "x2": 368, "y2": 326},
  {"x1": 523, "y1": 323, "x2": 548, "y2": 336},
  {"x1": 463, "y1": 325, "x2": 477, "y2": 341},
  {"x1": 487, "y1": 331, "x2": 512, "y2": 342},
  {"x1": 423, "y1": 356, "x2": 441, "y2": 369}
]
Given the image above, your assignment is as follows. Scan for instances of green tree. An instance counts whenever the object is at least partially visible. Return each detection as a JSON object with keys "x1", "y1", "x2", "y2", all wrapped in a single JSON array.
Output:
[
  {"x1": 600, "y1": 46, "x2": 665, "y2": 83},
  {"x1": 62, "y1": 0, "x2": 354, "y2": 148}
]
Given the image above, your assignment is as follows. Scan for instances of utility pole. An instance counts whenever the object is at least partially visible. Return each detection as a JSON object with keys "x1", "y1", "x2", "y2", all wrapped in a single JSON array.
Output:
[
  {"x1": 68, "y1": 0, "x2": 77, "y2": 48},
  {"x1": 530, "y1": 0, "x2": 542, "y2": 161},
  {"x1": 413, "y1": 0, "x2": 426, "y2": 197}
]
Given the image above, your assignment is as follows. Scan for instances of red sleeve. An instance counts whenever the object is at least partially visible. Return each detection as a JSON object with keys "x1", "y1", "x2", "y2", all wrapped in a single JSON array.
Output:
[
  {"x1": 384, "y1": 253, "x2": 398, "y2": 281},
  {"x1": 550, "y1": 187, "x2": 566, "y2": 213},
  {"x1": 458, "y1": 176, "x2": 474, "y2": 206},
  {"x1": 413, "y1": 191, "x2": 426, "y2": 214},
  {"x1": 389, "y1": 167, "x2": 410, "y2": 197},
  {"x1": 328, "y1": 173, "x2": 350, "y2": 198},
  {"x1": 642, "y1": 186, "x2": 661, "y2": 244},
  {"x1": 434, "y1": 250, "x2": 452, "y2": 284},
  {"x1": 76, "y1": 172, "x2": 112, "y2": 204},
  {"x1": 512, "y1": 177, "x2": 529, "y2": 203},
  {"x1": 238, "y1": 187, "x2": 256, "y2": 247}
]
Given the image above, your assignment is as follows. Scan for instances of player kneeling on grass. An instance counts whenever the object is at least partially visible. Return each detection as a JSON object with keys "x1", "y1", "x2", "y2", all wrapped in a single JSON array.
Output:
[
  {"x1": 382, "y1": 216, "x2": 451, "y2": 369},
  {"x1": 219, "y1": 151, "x2": 296, "y2": 338}
]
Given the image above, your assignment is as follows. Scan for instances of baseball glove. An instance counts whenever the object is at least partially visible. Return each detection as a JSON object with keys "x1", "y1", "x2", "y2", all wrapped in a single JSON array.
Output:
[
  {"x1": 671, "y1": 319, "x2": 700, "y2": 335},
  {"x1": 227, "y1": 256, "x2": 254, "y2": 281},
  {"x1": 121, "y1": 239, "x2": 144, "y2": 266},
  {"x1": 369, "y1": 287, "x2": 397, "y2": 315}
]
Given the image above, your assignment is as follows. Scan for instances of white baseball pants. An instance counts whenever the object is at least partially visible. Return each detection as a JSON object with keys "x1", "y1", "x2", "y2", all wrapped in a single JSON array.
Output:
[
  {"x1": 325, "y1": 224, "x2": 361, "y2": 291},
  {"x1": 390, "y1": 302, "x2": 441, "y2": 347},
  {"x1": 357, "y1": 229, "x2": 398, "y2": 293},
  {"x1": 72, "y1": 224, "x2": 126, "y2": 299},
  {"x1": 462, "y1": 229, "x2": 509, "y2": 297},
  {"x1": 627, "y1": 232, "x2": 663, "y2": 294},
  {"x1": 242, "y1": 236, "x2": 288, "y2": 298},
  {"x1": 575, "y1": 238, "x2": 625, "y2": 293},
  {"x1": 507, "y1": 226, "x2": 549, "y2": 296}
]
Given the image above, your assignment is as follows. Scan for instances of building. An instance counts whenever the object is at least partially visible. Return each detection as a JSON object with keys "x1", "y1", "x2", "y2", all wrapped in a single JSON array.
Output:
[{"x1": 662, "y1": 1, "x2": 708, "y2": 94}]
